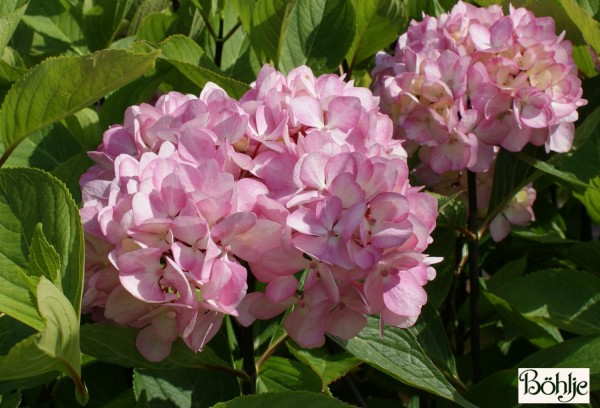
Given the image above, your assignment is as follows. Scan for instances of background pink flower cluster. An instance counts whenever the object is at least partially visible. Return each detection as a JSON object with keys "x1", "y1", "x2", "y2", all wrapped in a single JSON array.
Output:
[
  {"x1": 80, "y1": 65, "x2": 439, "y2": 360},
  {"x1": 372, "y1": 0, "x2": 586, "y2": 174},
  {"x1": 372, "y1": 1, "x2": 586, "y2": 241}
]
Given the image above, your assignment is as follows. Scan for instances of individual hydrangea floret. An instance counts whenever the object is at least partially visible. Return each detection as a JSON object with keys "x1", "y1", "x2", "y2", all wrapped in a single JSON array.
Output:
[{"x1": 372, "y1": 1, "x2": 587, "y2": 175}]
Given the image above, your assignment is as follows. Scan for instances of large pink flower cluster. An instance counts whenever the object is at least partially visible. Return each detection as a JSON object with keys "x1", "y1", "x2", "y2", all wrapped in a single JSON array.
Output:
[
  {"x1": 235, "y1": 65, "x2": 438, "y2": 348},
  {"x1": 81, "y1": 65, "x2": 439, "y2": 359},
  {"x1": 81, "y1": 85, "x2": 266, "y2": 361},
  {"x1": 372, "y1": 1, "x2": 586, "y2": 174}
]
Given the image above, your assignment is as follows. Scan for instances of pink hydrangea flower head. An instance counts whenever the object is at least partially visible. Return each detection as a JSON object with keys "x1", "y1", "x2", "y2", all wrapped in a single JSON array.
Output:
[
  {"x1": 81, "y1": 85, "x2": 269, "y2": 361},
  {"x1": 372, "y1": 1, "x2": 586, "y2": 175},
  {"x1": 237, "y1": 65, "x2": 438, "y2": 347}
]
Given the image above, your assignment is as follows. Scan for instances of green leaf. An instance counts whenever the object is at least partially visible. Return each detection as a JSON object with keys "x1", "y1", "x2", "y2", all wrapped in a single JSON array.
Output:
[
  {"x1": 483, "y1": 290, "x2": 562, "y2": 348},
  {"x1": 0, "y1": 48, "x2": 159, "y2": 163},
  {"x1": 286, "y1": 342, "x2": 361, "y2": 391},
  {"x1": 278, "y1": 0, "x2": 356, "y2": 75},
  {"x1": 566, "y1": 241, "x2": 600, "y2": 277},
  {"x1": 249, "y1": 0, "x2": 286, "y2": 64},
  {"x1": 0, "y1": 0, "x2": 29, "y2": 56},
  {"x1": 347, "y1": 0, "x2": 405, "y2": 68},
  {"x1": 128, "y1": 0, "x2": 170, "y2": 36},
  {"x1": 28, "y1": 223, "x2": 61, "y2": 288},
  {"x1": 232, "y1": 0, "x2": 254, "y2": 35},
  {"x1": 465, "y1": 370, "x2": 518, "y2": 408},
  {"x1": 515, "y1": 151, "x2": 593, "y2": 190},
  {"x1": 211, "y1": 391, "x2": 355, "y2": 408},
  {"x1": 489, "y1": 269, "x2": 600, "y2": 335},
  {"x1": 21, "y1": 0, "x2": 86, "y2": 55},
  {"x1": 409, "y1": 303, "x2": 457, "y2": 377},
  {"x1": 487, "y1": 256, "x2": 528, "y2": 290},
  {"x1": 153, "y1": 35, "x2": 250, "y2": 98},
  {"x1": 133, "y1": 367, "x2": 240, "y2": 408},
  {"x1": 251, "y1": 0, "x2": 356, "y2": 75},
  {"x1": 519, "y1": 334, "x2": 600, "y2": 390},
  {"x1": 256, "y1": 356, "x2": 322, "y2": 393},
  {"x1": 0, "y1": 390, "x2": 21, "y2": 408},
  {"x1": 82, "y1": 0, "x2": 134, "y2": 50},
  {"x1": 0, "y1": 168, "x2": 83, "y2": 327},
  {"x1": 136, "y1": 10, "x2": 177, "y2": 42},
  {"x1": 0, "y1": 277, "x2": 86, "y2": 403},
  {"x1": 561, "y1": 105, "x2": 600, "y2": 186},
  {"x1": 556, "y1": 0, "x2": 600, "y2": 55},
  {"x1": 434, "y1": 192, "x2": 467, "y2": 230},
  {"x1": 61, "y1": 108, "x2": 101, "y2": 151},
  {"x1": 335, "y1": 317, "x2": 476, "y2": 408},
  {"x1": 0, "y1": 60, "x2": 28, "y2": 85},
  {"x1": 80, "y1": 324, "x2": 236, "y2": 372},
  {"x1": 220, "y1": 1, "x2": 261, "y2": 83}
]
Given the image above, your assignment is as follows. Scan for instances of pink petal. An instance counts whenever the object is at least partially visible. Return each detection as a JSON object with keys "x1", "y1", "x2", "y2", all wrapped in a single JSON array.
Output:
[
  {"x1": 326, "y1": 96, "x2": 361, "y2": 130},
  {"x1": 290, "y1": 96, "x2": 324, "y2": 128},
  {"x1": 136, "y1": 325, "x2": 173, "y2": 362},
  {"x1": 266, "y1": 276, "x2": 298, "y2": 303}
]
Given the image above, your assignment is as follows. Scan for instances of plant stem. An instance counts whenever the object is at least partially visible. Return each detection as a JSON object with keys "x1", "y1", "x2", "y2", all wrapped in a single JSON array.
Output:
[{"x1": 467, "y1": 170, "x2": 481, "y2": 383}]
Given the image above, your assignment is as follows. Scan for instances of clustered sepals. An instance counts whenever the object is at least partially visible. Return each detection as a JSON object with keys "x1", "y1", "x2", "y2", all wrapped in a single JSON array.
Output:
[
  {"x1": 371, "y1": 1, "x2": 586, "y2": 240},
  {"x1": 80, "y1": 65, "x2": 438, "y2": 361}
]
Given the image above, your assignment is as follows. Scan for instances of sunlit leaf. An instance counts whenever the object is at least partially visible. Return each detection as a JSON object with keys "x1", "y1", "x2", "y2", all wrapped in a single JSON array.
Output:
[
  {"x1": 490, "y1": 269, "x2": 600, "y2": 335},
  {"x1": 0, "y1": 0, "x2": 29, "y2": 56},
  {"x1": 256, "y1": 356, "x2": 322, "y2": 393},
  {"x1": 0, "y1": 168, "x2": 83, "y2": 326},
  {"x1": 133, "y1": 367, "x2": 240, "y2": 407},
  {"x1": 335, "y1": 317, "x2": 476, "y2": 408},
  {"x1": 0, "y1": 49, "x2": 159, "y2": 163},
  {"x1": 286, "y1": 342, "x2": 361, "y2": 391}
]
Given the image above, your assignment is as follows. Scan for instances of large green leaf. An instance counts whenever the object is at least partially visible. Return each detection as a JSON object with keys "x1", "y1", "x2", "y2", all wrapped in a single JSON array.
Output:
[
  {"x1": 128, "y1": 0, "x2": 170, "y2": 36},
  {"x1": 519, "y1": 335, "x2": 600, "y2": 390},
  {"x1": 483, "y1": 290, "x2": 562, "y2": 348},
  {"x1": 0, "y1": 0, "x2": 29, "y2": 56},
  {"x1": 335, "y1": 317, "x2": 476, "y2": 408},
  {"x1": 286, "y1": 342, "x2": 361, "y2": 391},
  {"x1": 346, "y1": 0, "x2": 404, "y2": 68},
  {"x1": 27, "y1": 223, "x2": 61, "y2": 288},
  {"x1": 211, "y1": 391, "x2": 354, "y2": 408},
  {"x1": 409, "y1": 303, "x2": 457, "y2": 377},
  {"x1": 135, "y1": 10, "x2": 177, "y2": 42},
  {"x1": 21, "y1": 0, "x2": 86, "y2": 55},
  {"x1": 515, "y1": 151, "x2": 593, "y2": 190},
  {"x1": 256, "y1": 356, "x2": 322, "y2": 393},
  {"x1": 566, "y1": 241, "x2": 600, "y2": 277},
  {"x1": 251, "y1": 0, "x2": 356, "y2": 75},
  {"x1": 80, "y1": 324, "x2": 237, "y2": 372},
  {"x1": 82, "y1": 0, "x2": 134, "y2": 50},
  {"x1": 0, "y1": 167, "x2": 83, "y2": 327},
  {"x1": 489, "y1": 269, "x2": 600, "y2": 335},
  {"x1": 0, "y1": 48, "x2": 159, "y2": 163},
  {"x1": 0, "y1": 277, "x2": 86, "y2": 404},
  {"x1": 0, "y1": 390, "x2": 21, "y2": 408},
  {"x1": 465, "y1": 370, "x2": 518, "y2": 408},
  {"x1": 155, "y1": 35, "x2": 250, "y2": 98},
  {"x1": 133, "y1": 367, "x2": 240, "y2": 408}
]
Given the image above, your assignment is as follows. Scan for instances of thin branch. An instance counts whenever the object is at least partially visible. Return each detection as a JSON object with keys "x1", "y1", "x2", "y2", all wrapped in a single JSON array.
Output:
[
  {"x1": 256, "y1": 333, "x2": 289, "y2": 368},
  {"x1": 221, "y1": 21, "x2": 242, "y2": 44},
  {"x1": 467, "y1": 170, "x2": 481, "y2": 383}
]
